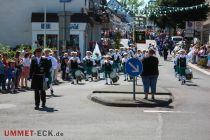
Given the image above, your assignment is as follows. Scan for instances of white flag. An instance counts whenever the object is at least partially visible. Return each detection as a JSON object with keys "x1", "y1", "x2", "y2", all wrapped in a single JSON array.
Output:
[{"x1": 92, "y1": 43, "x2": 102, "y2": 59}]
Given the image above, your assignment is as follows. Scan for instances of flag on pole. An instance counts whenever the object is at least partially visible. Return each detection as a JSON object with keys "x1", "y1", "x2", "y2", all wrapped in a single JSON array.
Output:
[{"x1": 92, "y1": 43, "x2": 102, "y2": 59}]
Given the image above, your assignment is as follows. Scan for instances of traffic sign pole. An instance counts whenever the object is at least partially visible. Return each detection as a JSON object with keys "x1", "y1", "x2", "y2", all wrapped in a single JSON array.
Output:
[
  {"x1": 125, "y1": 58, "x2": 143, "y2": 100},
  {"x1": 133, "y1": 77, "x2": 136, "y2": 100}
]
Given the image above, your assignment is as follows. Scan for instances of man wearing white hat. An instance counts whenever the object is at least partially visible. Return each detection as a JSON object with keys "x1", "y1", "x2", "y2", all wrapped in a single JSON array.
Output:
[
  {"x1": 93, "y1": 53, "x2": 102, "y2": 80},
  {"x1": 69, "y1": 52, "x2": 81, "y2": 84},
  {"x1": 177, "y1": 49, "x2": 187, "y2": 84},
  {"x1": 122, "y1": 53, "x2": 129, "y2": 81},
  {"x1": 102, "y1": 55, "x2": 113, "y2": 85},
  {"x1": 128, "y1": 47, "x2": 134, "y2": 58},
  {"x1": 112, "y1": 49, "x2": 122, "y2": 74},
  {"x1": 83, "y1": 51, "x2": 95, "y2": 81},
  {"x1": 44, "y1": 48, "x2": 58, "y2": 94}
]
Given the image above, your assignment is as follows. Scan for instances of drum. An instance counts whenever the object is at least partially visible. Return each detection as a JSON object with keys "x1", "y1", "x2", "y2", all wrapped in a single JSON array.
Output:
[
  {"x1": 75, "y1": 70, "x2": 84, "y2": 81},
  {"x1": 110, "y1": 72, "x2": 119, "y2": 83},
  {"x1": 185, "y1": 68, "x2": 193, "y2": 80},
  {"x1": 91, "y1": 67, "x2": 98, "y2": 77}
]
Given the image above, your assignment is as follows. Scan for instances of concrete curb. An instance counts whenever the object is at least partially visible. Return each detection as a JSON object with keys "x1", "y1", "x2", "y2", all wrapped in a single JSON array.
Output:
[
  {"x1": 188, "y1": 63, "x2": 210, "y2": 76},
  {"x1": 88, "y1": 91, "x2": 174, "y2": 108}
]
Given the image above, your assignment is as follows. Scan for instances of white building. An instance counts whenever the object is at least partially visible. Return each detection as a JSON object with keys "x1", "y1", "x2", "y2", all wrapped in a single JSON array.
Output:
[{"x1": 0, "y1": 0, "x2": 104, "y2": 57}]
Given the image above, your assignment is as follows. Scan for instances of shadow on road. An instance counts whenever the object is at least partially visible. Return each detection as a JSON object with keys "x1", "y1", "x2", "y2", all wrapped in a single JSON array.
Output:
[
  {"x1": 112, "y1": 83, "x2": 120, "y2": 86},
  {"x1": 77, "y1": 83, "x2": 86, "y2": 85},
  {"x1": 46, "y1": 94, "x2": 63, "y2": 98},
  {"x1": 192, "y1": 77, "x2": 202, "y2": 80},
  {"x1": 136, "y1": 84, "x2": 143, "y2": 86},
  {"x1": 39, "y1": 107, "x2": 58, "y2": 112},
  {"x1": 185, "y1": 83, "x2": 199, "y2": 87}
]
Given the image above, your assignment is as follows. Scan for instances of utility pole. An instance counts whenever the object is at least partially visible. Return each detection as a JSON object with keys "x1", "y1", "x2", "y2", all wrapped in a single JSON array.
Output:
[
  {"x1": 63, "y1": 2, "x2": 66, "y2": 51},
  {"x1": 58, "y1": 0, "x2": 72, "y2": 51},
  {"x1": 44, "y1": 6, "x2": 47, "y2": 48}
]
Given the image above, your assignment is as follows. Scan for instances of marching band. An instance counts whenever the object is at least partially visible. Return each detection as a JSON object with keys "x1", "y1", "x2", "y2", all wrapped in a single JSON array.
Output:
[
  {"x1": 57, "y1": 42, "x2": 193, "y2": 86},
  {"x1": 58, "y1": 44, "x2": 144, "y2": 85}
]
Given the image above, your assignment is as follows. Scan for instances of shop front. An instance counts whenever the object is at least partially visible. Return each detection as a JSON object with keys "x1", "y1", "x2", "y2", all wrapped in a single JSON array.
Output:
[
  {"x1": 32, "y1": 22, "x2": 59, "y2": 48},
  {"x1": 31, "y1": 13, "x2": 90, "y2": 58}
]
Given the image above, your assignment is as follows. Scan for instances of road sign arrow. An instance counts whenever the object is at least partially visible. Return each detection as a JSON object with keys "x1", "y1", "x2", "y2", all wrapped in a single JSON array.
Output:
[{"x1": 128, "y1": 62, "x2": 139, "y2": 73}]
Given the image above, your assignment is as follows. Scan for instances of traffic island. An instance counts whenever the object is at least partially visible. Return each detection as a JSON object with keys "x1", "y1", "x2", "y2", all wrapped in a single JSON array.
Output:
[{"x1": 89, "y1": 86, "x2": 174, "y2": 107}]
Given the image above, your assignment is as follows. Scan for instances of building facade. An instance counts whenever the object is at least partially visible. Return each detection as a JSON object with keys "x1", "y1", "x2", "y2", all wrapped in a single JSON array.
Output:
[{"x1": 0, "y1": 0, "x2": 104, "y2": 57}]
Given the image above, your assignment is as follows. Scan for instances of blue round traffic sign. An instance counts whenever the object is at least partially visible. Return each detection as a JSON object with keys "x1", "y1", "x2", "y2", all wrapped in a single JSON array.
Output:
[{"x1": 125, "y1": 58, "x2": 143, "y2": 77}]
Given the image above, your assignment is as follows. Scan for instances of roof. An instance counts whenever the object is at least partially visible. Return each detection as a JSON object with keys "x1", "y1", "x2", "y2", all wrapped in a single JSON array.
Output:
[{"x1": 31, "y1": 13, "x2": 91, "y2": 23}]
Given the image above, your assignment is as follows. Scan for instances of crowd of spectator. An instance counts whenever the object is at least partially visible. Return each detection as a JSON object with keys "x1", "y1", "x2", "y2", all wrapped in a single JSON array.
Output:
[
  {"x1": 0, "y1": 48, "x2": 59, "y2": 94},
  {"x1": 188, "y1": 44, "x2": 210, "y2": 68}
]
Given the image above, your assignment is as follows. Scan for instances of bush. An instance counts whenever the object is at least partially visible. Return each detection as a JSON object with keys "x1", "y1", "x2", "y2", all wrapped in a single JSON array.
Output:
[
  {"x1": 197, "y1": 57, "x2": 208, "y2": 68},
  {"x1": 0, "y1": 43, "x2": 15, "y2": 59},
  {"x1": 15, "y1": 44, "x2": 31, "y2": 51}
]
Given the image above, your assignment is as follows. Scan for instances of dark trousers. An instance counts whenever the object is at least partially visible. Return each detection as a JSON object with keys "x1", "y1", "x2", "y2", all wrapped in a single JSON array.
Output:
[
  {"x1": 0, "y1": 74, "x2": 6, "y2": 90},
  {"x1": 0, "y1": 74, "x2": 4, "y2": 89},
  {"x1": 163, "y1": 52, "x2": 168, "y2": 60},
  {"x1": 7, "y1": 78, "x2": 15, "y2": 91},
  {"x1": 62, "y1": 69, "x2": 66, "y2": 80},
  {"x1": 34, "y1": 90, "x2": 46, "y2": 107},
  {"x1": 142, "y1": 75, "x2": 158, "y2": 93}
]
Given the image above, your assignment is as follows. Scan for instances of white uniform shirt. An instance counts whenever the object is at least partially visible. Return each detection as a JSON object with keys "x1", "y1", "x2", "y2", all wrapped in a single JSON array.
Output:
[
  {"x1": 128, "y1": 50, "x2": 134, "y2": 58},
  {"x1": 22, "y1": 58, "x2": 31, "y2": 67},
  {"x1": 174, "y1": 54, "x2": 180, "y2": 65},
  {"x1": 83, "y1": 56, "x2": 95, "y2": 66},
  {"x1": 122, "y1": 57, "x2": 128, "y2": 63},
  {"x1": 36, "y1": 57, "x2": 41, "y2": 65},
  {"x1": 103, "y1": 60, "x2": 113, "y2": 65},
  {"x1": 113, "y1": 53, "x2": 122, "y2": 61},
  {"x1": 46, "y1": 56, "x2": 58, "y2": 70},
  {"x1": 69, "y1": 57, "x2": 81, "y2": 64}
]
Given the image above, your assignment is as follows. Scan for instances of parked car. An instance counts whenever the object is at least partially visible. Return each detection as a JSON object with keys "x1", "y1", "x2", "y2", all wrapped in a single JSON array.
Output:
[{"x1": 171, "y1": 36, "x2": 183, "y2": 45}]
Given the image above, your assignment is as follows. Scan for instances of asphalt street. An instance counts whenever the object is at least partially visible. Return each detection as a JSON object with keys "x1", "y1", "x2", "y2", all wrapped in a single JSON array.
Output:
[{"x1": 0, "y1": 42, "x2": 210, "y2": 140}]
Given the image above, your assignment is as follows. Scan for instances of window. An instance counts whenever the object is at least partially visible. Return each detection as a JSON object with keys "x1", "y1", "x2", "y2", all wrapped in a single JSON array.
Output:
[
  {"x1": 37, "y1": 34, "x2": 58, "y2": 48},
  {"x1": 70, "y1": 35, "x2": 79, "y2": 46}
]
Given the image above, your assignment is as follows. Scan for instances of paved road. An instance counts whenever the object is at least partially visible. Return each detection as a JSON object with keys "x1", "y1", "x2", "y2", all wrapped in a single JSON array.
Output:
[{"x1": 0, "y1": 42, "x2": 210, "y2": 140}]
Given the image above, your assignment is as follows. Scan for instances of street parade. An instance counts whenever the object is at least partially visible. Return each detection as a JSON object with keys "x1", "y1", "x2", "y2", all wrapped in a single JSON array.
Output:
[
  {"x1": 1, "y1": 0, "x2": 210, "y2": 140},
  {"x1": 1, "y1": 36, "x2": 208, "y2": 96}
]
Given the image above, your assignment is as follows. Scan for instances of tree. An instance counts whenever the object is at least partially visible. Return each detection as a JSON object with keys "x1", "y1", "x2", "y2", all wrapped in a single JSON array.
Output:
[
  {"x1": 149, "y1": 0, "x2": 209, "y2": 34},
  {"x1": 113, "y1": 31, "x2": 122, "y2": 49},
  {"x1": 119, "y1": 0, "x2": 144, "y2": 14}
]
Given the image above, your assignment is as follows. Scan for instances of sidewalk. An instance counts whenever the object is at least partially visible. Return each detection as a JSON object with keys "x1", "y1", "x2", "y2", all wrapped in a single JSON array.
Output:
[
  {"x1": 188, "y1": 63, "x2": 210, "y2": 76},
  {"x1": 89, "y1": 84, "x2": 173, "y2": 107}
]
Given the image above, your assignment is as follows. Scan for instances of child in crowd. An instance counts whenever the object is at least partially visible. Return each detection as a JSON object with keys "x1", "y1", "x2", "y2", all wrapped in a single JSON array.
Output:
[
  {"x1": 7, "y1": 60, "x2": 17, "y2": 93},
  {"x1": 21, "y1": 53, "x2": 31, "y2": 88},
  {"x1": 14, "y1": 52, "x2": 23, "y2": 89},
  {"x1": 0, "y1": 54, "x2": 6, "y2": 92},
  {"x1": 2, "y1": 53, "x2": 9, "y2": 92}
]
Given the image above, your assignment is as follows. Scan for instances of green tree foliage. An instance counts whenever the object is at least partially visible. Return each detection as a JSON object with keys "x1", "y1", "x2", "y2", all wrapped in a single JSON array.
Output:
[
  {"x1": 150, "y1": 0, "x2": 209, "y2": 31},
  {"x1": 119, "y1": 0, "x2": 144, "y2": 14},
  {"x1": 113, "y1": 31, "x2": 122, "y2": 49},
  {"x1": 0, "y1": 44, "x2": 15, "y2": 59}
]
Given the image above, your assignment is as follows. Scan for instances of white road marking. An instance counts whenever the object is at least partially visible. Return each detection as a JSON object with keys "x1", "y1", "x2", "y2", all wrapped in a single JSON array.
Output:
[
  {"x1": 156, "y1": 113, "x2": 163, "y2": 140},
  {"x1": 143, "y1": 110, "x2": 181, "y2": 113},
  {"x1": 0, "y1": 104, "x2": 16, "y2": 109}
]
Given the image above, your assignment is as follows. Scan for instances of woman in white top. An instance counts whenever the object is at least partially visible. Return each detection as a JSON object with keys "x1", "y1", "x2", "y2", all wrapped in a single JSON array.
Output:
[{"x1": 20, "y1": 53, "x2": 31, "y2": 88}]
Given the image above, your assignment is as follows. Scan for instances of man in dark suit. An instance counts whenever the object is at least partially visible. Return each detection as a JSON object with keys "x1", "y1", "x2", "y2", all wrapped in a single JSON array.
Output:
[{"x1": 29, "y1": 48, "x2": 50, "y2": 110}]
